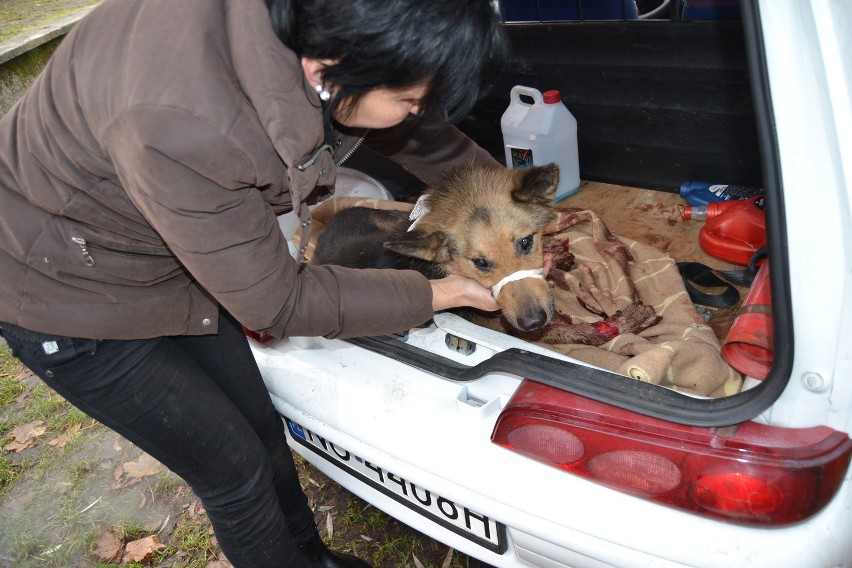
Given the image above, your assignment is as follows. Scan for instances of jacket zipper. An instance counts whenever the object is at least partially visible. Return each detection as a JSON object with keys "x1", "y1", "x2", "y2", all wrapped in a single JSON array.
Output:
[
  {"x1": 336, "y1": 130, "x2": 369, "y2": 166},
  {"x1": 71, "y1": 237, "x2": 96, "y2": 267}
]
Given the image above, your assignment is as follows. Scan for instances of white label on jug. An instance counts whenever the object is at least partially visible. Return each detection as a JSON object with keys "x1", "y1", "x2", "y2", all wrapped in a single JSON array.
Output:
[{"x1": 507, "y1": 145, "x2": 534, "y2": 169}]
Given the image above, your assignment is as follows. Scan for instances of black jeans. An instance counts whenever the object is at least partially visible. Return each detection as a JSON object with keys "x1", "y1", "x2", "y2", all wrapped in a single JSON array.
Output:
[{"x1": 0, "y1": 312, "x2": 313, "y2": 567}]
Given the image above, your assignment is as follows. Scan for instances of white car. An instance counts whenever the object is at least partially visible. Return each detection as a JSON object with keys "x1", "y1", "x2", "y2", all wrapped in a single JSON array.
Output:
[{"x1": 251, "y1": 1, "x2": 852, "y2": 566}]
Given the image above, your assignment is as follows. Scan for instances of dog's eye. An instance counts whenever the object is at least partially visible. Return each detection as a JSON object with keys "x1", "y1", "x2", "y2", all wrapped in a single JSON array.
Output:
[
  {"x1": 472, "y1": 257, "x2": 491, "y2": 271},
  {"x1": 517, "y1": 235, "x2": 535, "y2": 254}
]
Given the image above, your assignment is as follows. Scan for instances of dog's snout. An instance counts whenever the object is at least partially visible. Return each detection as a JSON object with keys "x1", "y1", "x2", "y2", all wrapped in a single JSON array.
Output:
[{"x1": 516, "y1": 308, "x2": 549, "y2": 331}]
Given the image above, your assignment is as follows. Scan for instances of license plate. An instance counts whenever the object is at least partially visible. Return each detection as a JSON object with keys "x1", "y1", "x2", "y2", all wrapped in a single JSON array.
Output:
[{"x1": 284, "y1": 418, "x2": 506, "y2": 554}]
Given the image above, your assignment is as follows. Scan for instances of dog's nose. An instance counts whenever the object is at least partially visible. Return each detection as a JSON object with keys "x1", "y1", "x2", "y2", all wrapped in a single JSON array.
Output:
[{"x1": 516, "y1": 308, "x2": 549, "y2": 331}]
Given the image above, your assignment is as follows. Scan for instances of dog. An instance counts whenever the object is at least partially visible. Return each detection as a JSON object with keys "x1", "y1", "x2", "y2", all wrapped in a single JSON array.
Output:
[
  {"x1": 313, "y1": 163, "x2": 558, "y2": 332},
  {"x1": 312, "y1": 163, "x2": 660, "y2": 344}
]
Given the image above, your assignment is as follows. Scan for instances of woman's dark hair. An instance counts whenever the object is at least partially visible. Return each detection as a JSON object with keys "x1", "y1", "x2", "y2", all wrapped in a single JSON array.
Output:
[{"x1": 265, "y1": 0, "x2": 509, "y2": 123}]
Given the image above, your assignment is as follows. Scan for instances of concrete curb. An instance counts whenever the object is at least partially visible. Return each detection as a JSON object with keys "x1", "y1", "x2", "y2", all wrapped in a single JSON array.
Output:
[{"x1": 0, "y1": 4, "x2": 100, "y2": 66}]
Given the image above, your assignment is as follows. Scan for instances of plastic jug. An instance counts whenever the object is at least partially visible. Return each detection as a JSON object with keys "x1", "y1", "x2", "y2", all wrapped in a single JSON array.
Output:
[
  {"x1": 679, "y1": 180, "x2": 763, "y2": 207},
  {"x1": 501, "y1": 86, "x2": 580, "y2": 201}
]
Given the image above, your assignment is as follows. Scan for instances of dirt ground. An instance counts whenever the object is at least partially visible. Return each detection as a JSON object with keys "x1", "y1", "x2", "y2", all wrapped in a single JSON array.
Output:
[
  {"x1": 2, "y1": 359, "x2": 479, "y2": 568},
  {"x1": 0, "y1": 2, "x2": 490, "y2": 567}
]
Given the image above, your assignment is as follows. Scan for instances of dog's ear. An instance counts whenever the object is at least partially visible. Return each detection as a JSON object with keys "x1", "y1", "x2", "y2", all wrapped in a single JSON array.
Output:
[
  {"x1": 511, "y1": 163, "x2": 560, "y2": 205},
  {"x1": 384, "y1": 230, "x2": 452, "y2": 263}
]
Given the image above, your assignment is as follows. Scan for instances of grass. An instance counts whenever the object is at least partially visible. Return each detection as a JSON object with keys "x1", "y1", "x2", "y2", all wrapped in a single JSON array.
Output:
[
  {"x1": 21, "y1": 383, "x2": 90, "y2": 429},
  {"x1": 0, "y1": 454, "x2": 99, "y2": 566},
  {"x1": 165, "y1": 516, "x2": 218, "y2": 567},
  {"x1": 340, "y1": 498, "x2": 390, "y2": 534},
  {"x1": 0, "y1": 0, "x2": 103, "y2": 44},
  {"x1": 0, "y1": 349, "x2": 133, "y2": 566},
  {"x1": 0, "y1": 345, "x2": 26, "y2": 406}
]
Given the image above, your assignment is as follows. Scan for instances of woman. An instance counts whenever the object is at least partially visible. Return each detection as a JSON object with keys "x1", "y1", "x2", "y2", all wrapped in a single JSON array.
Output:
[{"x1": 0, "y1": 0, "x2": 509, "y2": 566}]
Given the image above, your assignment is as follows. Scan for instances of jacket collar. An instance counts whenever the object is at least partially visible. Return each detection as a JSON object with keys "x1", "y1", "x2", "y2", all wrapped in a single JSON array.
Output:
[
  {"x1": 224, "y1": 0, "x2": 336, "y2": 213},
  {"x1": 224, "y1": 0, "x2": 337, "y2": 262}
]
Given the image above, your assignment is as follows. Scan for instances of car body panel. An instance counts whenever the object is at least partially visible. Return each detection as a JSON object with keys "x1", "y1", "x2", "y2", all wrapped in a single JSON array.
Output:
[{"x1": 253, "y1": 321, "x2": 852, "y2": 567}]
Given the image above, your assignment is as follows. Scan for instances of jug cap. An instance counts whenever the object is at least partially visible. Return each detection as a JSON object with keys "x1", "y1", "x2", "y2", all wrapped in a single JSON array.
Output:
[{"x1": 543, "y1": 90, "x2": 562, "y2": 104}]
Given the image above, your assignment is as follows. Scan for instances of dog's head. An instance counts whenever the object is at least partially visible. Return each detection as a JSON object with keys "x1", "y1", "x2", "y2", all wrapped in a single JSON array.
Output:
[{"x1": 386, "y1": 163, "x2": 559, "y2": 331}]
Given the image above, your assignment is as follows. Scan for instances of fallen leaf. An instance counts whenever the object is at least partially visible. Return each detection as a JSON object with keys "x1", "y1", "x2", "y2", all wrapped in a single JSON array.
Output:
[
  {"x1": 325, "y1": 511, "x2": 334, "y2": 538},
  {"x1": 204, "y1": 560, "x2": 234, "y2": 568},
  {"x1": 95, "y1": 531, "x2": 124, "y2": 563},
  {"x1": 3, "y1": 420, "x2": 47, "y2": 452},
  {"x1": 122, "y1": 534, "x2": 165, "y2": 565},
  {"x1": 413, "y1": 555, "x2": 425, "y2": 568},
  {"x1": 48, "y1": 422, "x2": 81, "y2": 448},
  {"x1": 138, "y1": 494, "x2": 147, "y2": 509},
  {"x1": 123, "y1": 453, "x2": 163, "y2": 478}
]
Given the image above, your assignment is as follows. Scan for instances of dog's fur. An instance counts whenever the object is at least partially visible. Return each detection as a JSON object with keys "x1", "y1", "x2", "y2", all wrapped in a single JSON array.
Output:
[
  {"x1": 313, "y1": 164, "x2": 559, "y2": 332},
  {"x1": 313, "y1": 163, "x2": 661, "y2": 344}
]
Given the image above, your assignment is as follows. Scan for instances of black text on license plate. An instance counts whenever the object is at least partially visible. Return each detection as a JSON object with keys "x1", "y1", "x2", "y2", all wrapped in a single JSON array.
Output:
[{"x1": 285, "y1": 418, "x2": 506, "y2": 554}]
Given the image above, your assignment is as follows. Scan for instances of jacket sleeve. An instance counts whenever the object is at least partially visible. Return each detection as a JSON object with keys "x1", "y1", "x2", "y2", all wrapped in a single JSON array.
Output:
[
  {"x1": 365, "y1": 120, "x2": 501, "y2": 185},
  {"x1": 103, "y1": 108, "x2": 434, "y2": 339}
]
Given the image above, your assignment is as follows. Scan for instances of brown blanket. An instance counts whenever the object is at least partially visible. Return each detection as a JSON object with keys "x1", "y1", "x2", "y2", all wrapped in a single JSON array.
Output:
[
  {"x1": 302, "y1": 198, "x2": 743, "y2": 398},
  {"x1": 535, "y1": 206, "x2": 741, "y2": 397}
]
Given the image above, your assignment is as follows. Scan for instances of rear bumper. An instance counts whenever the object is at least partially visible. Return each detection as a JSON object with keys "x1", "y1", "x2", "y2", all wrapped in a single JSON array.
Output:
[{"x1": 252, "y1": 328, "x2": 852, "y2": 568}]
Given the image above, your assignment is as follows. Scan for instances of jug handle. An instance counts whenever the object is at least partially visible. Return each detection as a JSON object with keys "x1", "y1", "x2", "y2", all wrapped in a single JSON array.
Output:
[{"x1": 510, "y1": 85, "x2": 544, "y2": 106}]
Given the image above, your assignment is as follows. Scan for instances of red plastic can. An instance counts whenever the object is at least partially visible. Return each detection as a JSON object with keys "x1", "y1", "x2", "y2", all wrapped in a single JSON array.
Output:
[
  {"x1": 680, "y1": 195, "x2": 766, "y2": 265},
  {"x1": 721, "y1": 261, "x2": 773, "y2": 379}
]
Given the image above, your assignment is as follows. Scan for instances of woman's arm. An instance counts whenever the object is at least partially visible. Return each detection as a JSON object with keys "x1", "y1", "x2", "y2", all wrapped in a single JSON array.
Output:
[{"x1": 365, "y1": 120, "x2": 500, "y2": 185}]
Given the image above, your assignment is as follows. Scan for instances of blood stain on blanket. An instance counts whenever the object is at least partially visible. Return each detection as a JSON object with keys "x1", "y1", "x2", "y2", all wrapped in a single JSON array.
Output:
[{"x1": 642, "y1": 233, "x2": 672, "y2": 251}]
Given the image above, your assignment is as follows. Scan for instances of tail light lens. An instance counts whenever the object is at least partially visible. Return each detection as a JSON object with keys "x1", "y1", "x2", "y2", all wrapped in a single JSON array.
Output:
[
  {"x1": 243, "y1": 326, "x2": 274, "y2": 345},
  {"x1": 492, "y1": 380, "x2": 852, "y2": 526}
]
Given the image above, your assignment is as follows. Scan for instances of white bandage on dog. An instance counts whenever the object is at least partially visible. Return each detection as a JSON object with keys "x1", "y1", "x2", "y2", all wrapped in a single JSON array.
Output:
[
  {"x1": 491, "y1": 267, "x2": 545, "y2": 298},
  {"x1": 407, "y1": 194, "x2": 430, "y2": 232}
]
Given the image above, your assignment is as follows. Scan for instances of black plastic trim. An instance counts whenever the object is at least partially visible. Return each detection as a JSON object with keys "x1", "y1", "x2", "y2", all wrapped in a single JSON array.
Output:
[{"x1": 348, "y1": 331, "x2": 747, "y2": 428}]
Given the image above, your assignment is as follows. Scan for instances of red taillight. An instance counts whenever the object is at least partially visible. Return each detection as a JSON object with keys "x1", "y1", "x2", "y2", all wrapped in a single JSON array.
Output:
[
  {"x1": 506, "y1": 423, "x2": 584, "y2": 465},
  {"x1": 491, "y1": 380, "x2": 852, "y2": 526},
  {"x1": 587, "y1": 451, "x2": 681, "y2": 495},
  {"x1": 243, "y1": 326, "x2": 274, "y2": 345},
  {"x1": 693, "y1": 472, "x2": 781, "y2": 517}
]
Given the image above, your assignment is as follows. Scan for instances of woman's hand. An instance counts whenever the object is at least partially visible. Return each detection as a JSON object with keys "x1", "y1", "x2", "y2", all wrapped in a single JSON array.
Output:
[
  {"x1": 430, "y1": 274, "x2": 500, "y2": 312},
  {"x1": 430, "y1": 252, "x2": 553, "y2": 313}
]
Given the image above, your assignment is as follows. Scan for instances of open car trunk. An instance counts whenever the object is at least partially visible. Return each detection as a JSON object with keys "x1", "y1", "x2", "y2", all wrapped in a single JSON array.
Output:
[
  {"x1": 337, "y1": 1, "x2": 790, "y2": 428},
  {"x1": 254, "y1": 2, "x2": 852, "y2": 564}
]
